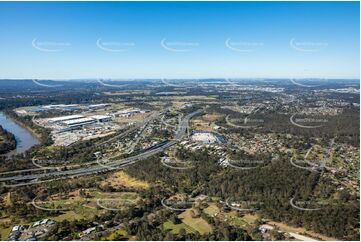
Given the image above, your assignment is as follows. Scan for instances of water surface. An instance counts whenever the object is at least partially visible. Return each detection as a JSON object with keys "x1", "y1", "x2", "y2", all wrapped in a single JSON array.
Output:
[{"x1": 0, "y1": 112, "x2": 39, "y2": 158}]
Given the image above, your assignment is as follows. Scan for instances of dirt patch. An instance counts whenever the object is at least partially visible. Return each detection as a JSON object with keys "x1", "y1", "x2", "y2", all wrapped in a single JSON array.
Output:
[
  {"x1": 191, "y1": 113, "x2": 224, "y2": 132},
  {"x1": 179, "y1": 209, "x2": 213, "y2": 235},
  {"x1": 101, "y1": 171, "x2": 150, "y2": 190}
]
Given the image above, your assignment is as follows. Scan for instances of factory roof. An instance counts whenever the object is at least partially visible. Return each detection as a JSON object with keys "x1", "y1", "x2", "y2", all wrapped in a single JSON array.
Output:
[
  {"x1": 62, "y1": 117, "x2": 95, "y2": 125},
  {"x1": 48, "y1": 115, "x2": 84, "y2": 122},
  {"x1": 91, "y1": 115, "x2": 111, "y2": 120}
]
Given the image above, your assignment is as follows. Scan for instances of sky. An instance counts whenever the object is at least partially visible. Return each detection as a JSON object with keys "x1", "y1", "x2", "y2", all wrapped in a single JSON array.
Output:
[{"x1": 0, "y1": 1, "x2": 359, "y2": 80}]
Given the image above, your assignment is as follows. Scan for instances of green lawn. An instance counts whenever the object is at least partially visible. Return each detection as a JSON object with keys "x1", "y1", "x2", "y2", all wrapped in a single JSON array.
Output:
[
  {"x1": 0, "y1": 227, "x2": 11, "y2": 241},
  {"x1": 162, "y1": 220, "x2": 196, "y2": 234},
  {"x1": 50, "y1": 211, "x2": 86, "y2": 222},
  {"x1": 203, "y1": 203, "x2": 219, "y2": 216},
  {"x1": 101, "y1": 228, "x2": 129, "y2": 240},
  {"x1": 37, "y1": 191, "x2": 138, "y2": 222}
]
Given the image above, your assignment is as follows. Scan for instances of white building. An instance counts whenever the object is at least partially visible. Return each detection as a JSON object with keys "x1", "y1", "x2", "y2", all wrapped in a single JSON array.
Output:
[
  {"x1": 48, "y1": 114, "x2": 84, "y2": 123},
  {"x1": 62, "y1": 117, "x2": 95, "y2": 128},
  {"x1": 91, "y1": 115, "x2": 112, "y2": 122}
]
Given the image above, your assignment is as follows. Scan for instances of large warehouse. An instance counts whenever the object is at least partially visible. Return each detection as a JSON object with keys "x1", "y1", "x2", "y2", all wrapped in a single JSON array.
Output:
[
  {"x1": 62, "y1": 117, "x2": 96, "y2": 128},
  {"x1": 48, "y1": 114, "x2": 84, "y2": 123}
]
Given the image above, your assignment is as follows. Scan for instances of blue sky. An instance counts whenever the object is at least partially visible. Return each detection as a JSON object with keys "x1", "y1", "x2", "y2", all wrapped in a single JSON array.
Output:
[{"x1": 0, "y1": 1, "x2": 359, "y2": 79}]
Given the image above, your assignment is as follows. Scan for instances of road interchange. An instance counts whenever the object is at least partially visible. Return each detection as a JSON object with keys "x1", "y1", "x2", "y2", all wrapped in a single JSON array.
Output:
[{"x1": 0, "y1": 109, "x2": 202, "y2": 187}]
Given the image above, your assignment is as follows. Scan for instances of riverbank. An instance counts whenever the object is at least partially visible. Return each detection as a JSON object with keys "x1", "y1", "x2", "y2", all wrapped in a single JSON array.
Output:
[
  {"x1": 0, "y1": 125, "x2": 16, "y2": 154},
  {"x1": 0, "y1": 112, "x2": 40, "y2": 157},
  {"x1": 3, "y1": 111, "x2": 42, "y2": 140}
]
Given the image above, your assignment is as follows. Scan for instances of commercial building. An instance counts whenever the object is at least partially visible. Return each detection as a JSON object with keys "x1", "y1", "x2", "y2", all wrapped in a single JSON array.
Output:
[
  {"x1": 89, "y1": 103, "x2": 111, "y2": 109},
  {"x1": 62, "y1": 117, "x2": 96, "y2": 128},
  {"x1": 112, "y1": 108, "x2": 141, "y2": 117},
  {"x1": 91, "y1": 115, "x2": 112, "y2": 122},
  {"x1": 48, "y1": 114, "x2": 84, "y2": 123}
]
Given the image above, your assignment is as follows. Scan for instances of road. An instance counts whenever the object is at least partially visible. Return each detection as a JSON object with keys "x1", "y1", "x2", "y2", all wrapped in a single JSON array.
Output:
[
  {"x1": 175, "y1": 109, "x2": 202, "y2": 140},
  {"x1": 0, "y1": 109, "x2": 202, "y2": 186}
]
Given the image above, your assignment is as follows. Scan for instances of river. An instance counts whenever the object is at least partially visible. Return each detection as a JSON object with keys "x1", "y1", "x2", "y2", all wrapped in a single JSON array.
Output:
[{"x1": 0, "y1": 112, "x2": 39, "y2": 158}]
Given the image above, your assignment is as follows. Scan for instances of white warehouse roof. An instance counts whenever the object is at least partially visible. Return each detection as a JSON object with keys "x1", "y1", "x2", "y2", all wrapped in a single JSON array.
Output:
[
  {"x1": 91, "y1": 115, "x2": 111, "y2": 120},
  {"x1": 48, "y1": 114, "x2": 84, "y2": 122},
  {"x1": 62, "y1": 117, "x2": 95, "y2": 126}
]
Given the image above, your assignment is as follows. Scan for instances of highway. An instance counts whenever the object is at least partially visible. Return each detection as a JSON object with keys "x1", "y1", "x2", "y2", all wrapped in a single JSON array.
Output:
[{"x1": 0, "y1": 109, "x2": 202, "y2": 186}]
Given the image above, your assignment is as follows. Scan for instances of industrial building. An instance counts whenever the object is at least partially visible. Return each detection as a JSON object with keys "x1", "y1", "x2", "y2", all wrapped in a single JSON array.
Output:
[
  {"x1": 89, "y1": 103, "x2": 111, "y2": 109},
  {"x1": 16, "y1": 103, "x2": 112, "y2": 115},
  {"x1": 91, "y1": 115, "x2": 112, "y2": 122},
  {"x1": 112, "y1": 108, "x2": 141, "y2": 117},
  {"x1": 45, "y1": 114, "x2": 112, "y2": 132},
  {"x1": 48, "y1": 114, "x2": 84, "y2": 123},
  {"x1": 62, "y1": 117, "x2": 96, "y2": 128}
]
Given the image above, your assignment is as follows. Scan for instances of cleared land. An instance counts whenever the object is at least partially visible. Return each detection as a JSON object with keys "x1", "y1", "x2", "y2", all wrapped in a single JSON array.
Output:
[
  {"x1": 101, "y1": 171, "x2": 150, "y2": 190},
  {"x1": 191, "y1": 112, "x2": 223, "y2": 132},
  {"x1": 178, "y1": 209, "x2": 213, "y2": 235}
]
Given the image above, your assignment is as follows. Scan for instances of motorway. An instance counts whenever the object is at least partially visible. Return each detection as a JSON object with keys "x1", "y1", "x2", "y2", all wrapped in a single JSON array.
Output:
[{"x1": 0, "y1": 109, "x2": 202, "y2": 186}]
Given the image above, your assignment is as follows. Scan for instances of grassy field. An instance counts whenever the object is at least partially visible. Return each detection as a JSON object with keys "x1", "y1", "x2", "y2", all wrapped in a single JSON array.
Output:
[
  {"x1": 101, "y1": 171, "x2": 150, "y2": 190},
  {"x1": 0, "y1": 226, "x2": 11, "y2": 240},
  {"x1": 49, "y1": 210, "x2": 87, "y2": 222},
  {"x1": 36, "y1": 145, "x2": 62, "y2": 155},
  {"x1": 203, "y1": 203, "x2": 258, "y2": 229},
  {"x1": 114, "y1": 113, "x2": 150, "y2": 125},
  {"x1": 33, "y1": 189, "x2": 139, "y2": 222},
  {"x1": 178, "y1": 209, "x2": 213, "y2": 235},
  {"x1": 101, "y1": 228, "x2": 129, "y2": 240},
  {"x1": 162, "y1": 220, "x2": 196, "y2": 234},
  {"x1": 191, "y1": 112, "x2": 223, "y2": 132},
  {"x1": 203, "y1": 203, "x2": 220, "y2": 216}
]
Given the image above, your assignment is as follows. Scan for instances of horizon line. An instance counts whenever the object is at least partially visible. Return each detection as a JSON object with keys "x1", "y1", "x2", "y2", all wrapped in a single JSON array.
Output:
[{"x1": 0, "y1": 77, "x2": 360, "y2": 81}]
